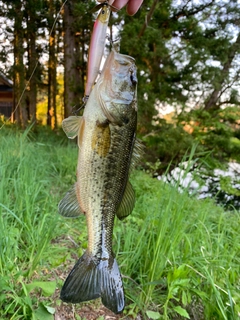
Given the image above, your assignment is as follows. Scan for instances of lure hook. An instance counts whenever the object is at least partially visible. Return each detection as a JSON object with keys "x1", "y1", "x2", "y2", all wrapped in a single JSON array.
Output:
[
  {"x1": 91, "y1": 1, "x2": 118, "y2": 13},
  {"x1": 72, "y1": 98, "x2": 88, "y2": 115}
]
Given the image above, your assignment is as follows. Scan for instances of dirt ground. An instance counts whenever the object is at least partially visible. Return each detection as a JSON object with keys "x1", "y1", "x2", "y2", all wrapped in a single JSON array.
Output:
[{"x1": 54, "y1": 303, "x2": 124, "y2": 320}]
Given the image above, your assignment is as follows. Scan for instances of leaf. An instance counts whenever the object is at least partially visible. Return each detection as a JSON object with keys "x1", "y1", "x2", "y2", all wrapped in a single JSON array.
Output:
[
  {"x1": 0, "y1": 277, "x2": 11, "y2": 291},
  {"x1": 34, "y1": 303, "x2": 54, "y2": 320},
  {"x1": 25, "y1": 281, "x2": 56, "y2": 296},
  {"x1": 182, "y1": 290, "x2": 188, "y2": 306},
  {"x1": 173, "y1": 306, "x2": 190, "y2": 319},
  {"x1": 45, "y1": 306, "x2": 55, "y2": 314},
  {"x1": 146, "y1": 310, "x2": 161, "y2": 319}
]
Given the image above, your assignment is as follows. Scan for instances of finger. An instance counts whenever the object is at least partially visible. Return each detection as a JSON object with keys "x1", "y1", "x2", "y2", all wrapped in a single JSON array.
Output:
[
  {"x1": 126, "y1": 0, "x2": 144, "y2": 15},
  {"x1": 111, "y1": 0, "x2": 129, "y2": 11}
]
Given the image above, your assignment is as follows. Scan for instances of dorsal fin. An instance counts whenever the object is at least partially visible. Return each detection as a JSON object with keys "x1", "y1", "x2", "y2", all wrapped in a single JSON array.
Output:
[{"x1": 130, "y1": 138, "x2": 144, "y2": 170}]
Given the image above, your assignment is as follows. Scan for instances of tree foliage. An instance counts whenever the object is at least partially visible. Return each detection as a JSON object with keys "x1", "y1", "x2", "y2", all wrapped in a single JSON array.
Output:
[
  {"x1": 116, "y1": 0, "x2": 240, "y2": 127},
  {"x1": 0, "y1": 0, "x2": 240, "y2": 166}
]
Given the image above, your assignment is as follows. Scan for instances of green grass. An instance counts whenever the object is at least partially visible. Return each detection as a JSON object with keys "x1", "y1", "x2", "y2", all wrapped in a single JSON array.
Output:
[
  {"x1": 0, "y1": 126, "x2": 239, "y2": 319},
  {"x1": 116, "y1": 172, "x2": 240, "y2": 319}
]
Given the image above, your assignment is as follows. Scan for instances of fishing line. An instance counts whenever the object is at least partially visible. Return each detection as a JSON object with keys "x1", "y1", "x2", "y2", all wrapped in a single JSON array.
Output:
[{"x1": 0, "y1": 0, "x2": 68, "y2": 130}]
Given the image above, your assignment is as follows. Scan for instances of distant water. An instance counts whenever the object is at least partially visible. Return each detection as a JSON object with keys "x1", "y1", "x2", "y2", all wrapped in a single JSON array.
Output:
[{"x1": 158, "y1": 162, "x2": 240, "y2": 211}]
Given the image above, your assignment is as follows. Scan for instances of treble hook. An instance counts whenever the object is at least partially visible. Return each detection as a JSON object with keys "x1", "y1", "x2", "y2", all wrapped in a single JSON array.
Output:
[
  {"x1": 90, "y1": 1, "x2": 118, "y2": 13},
  {"x1": 72, "y1": 97, "x2": 88, "y2": 115}
]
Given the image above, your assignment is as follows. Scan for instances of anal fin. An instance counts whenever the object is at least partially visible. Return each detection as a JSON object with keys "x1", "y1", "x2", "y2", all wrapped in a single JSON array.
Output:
[{"x1": 116, "y1": 180, "x2": 135, "y2": 220}]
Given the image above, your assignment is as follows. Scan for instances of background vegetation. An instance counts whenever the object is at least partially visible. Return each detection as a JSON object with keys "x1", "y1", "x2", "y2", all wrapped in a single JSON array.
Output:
[{"x1": 0, "y1": 127, "x2": 239, "y2": 319}]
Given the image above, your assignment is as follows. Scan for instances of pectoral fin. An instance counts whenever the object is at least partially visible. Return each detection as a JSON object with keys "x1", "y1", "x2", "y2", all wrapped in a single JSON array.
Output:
[
  {"x1": 58, "y1": 183, "x2": 83, "y2": 217},
  {"x1": 116, "y1": 181, "x2": 135, "y2": 220},
  {"x1": 62, "y1": 116, "x2": 84, "y2": 139}
]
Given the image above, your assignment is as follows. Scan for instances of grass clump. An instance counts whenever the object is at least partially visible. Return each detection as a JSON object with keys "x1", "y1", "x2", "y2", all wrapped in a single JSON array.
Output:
[
  {"x1": 116, "y1": 171, "x2": 240, "y2": 319},
  {"x1": 0, "y1": 126, "x2": 239, "y2": 319},
  {"x1": 0, "y1": 126, "x2": 78, "y2": 319}
]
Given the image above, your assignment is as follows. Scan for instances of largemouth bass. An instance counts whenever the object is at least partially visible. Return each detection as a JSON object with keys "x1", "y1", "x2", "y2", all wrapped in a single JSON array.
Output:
[{"x1": 59, "y1": 48, "x2": 138, "y2": 314}]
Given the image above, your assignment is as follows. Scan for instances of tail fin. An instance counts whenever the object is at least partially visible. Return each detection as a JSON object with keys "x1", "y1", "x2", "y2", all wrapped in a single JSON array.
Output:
[{"x1": 60, "y1": 251, "x2": 125, "y2": 314}]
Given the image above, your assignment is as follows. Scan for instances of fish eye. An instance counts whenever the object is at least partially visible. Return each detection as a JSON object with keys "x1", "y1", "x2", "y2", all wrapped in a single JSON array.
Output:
[{"x1": 102, "y1": 9, "x2": 105, "y2": 14}]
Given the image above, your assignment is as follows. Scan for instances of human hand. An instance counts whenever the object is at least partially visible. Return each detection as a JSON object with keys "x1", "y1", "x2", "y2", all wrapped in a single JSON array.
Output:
[{"x1": 97, "y1": 0, "x2": 144, "y2": 16}]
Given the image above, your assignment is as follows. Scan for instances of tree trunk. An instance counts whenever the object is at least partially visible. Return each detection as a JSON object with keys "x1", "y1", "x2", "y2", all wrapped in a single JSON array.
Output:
[
  {"x1": 63, "y1": 0, "x2": 75, "y2": 118},
  {"x1": 63, "y1": 0, "x2": 84, "y2": 118},
  {"x1": 13, "y1": 3, "x2": 27, "y2": 128},
  {"x1": 204, "y1": 32, "x2": 240, "y2": 111},
  {"x1": 138, "y1": 0, "x2": 159, "y2": 38},
  {"x1": 27, "y1": 11, "x2": 37, "y2": 124},
  {"x1": 47, "y1": 0, "x2": 57, "y2": 128}
]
